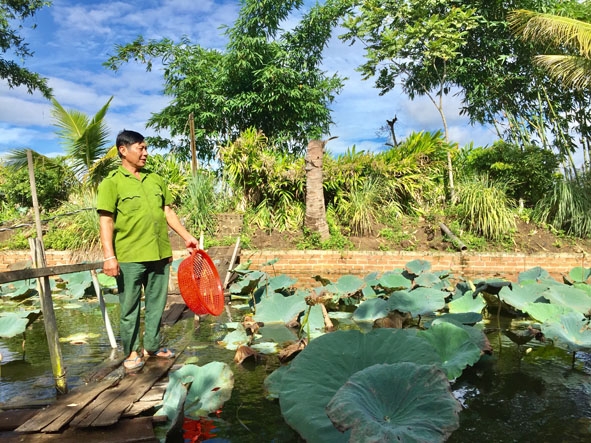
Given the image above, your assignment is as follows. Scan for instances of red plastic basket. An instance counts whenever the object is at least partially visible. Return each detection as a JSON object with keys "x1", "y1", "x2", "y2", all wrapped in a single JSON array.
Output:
[{"x1": 177, "y1": 250, "x2": 224, "y2": 316}]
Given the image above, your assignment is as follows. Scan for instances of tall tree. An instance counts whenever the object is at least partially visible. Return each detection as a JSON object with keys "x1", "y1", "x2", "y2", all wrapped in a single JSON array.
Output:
[
  {"x1": 1, "y1": 0, "x2": 52, "y2": 97},
  {"x1": 340, "y1": 0, "x2": 480, "y2": 201},
  {"x1": 104, "y1": 0, "x2": 346, "y2": 160}
]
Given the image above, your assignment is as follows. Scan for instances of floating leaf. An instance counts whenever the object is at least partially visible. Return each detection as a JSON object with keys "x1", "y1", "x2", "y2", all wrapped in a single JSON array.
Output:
[
  {"x1": 522, "y1": 302, "x2": 580, "y2": 323},
  {"x1": 267, "y1": 274, "x2": 298, "y2": 291},
  {"x1": 414, "y1": 272, "x2": 443, "y2": 288},
  {"x1": 448, "y1": 292, "x2": 486, "y2": 314},
  {"x1": 0, "y1": 315, "x2": 28, "y2": 338},
  {"x1": 326, "y1": 363, "x2": 460, "y2": 443},
  {"x1": 542, "y1": 285, "x2": 591, "y2": 316},
  {"x1": 498, "y1": 283, "x2": 547, "y2": 311}
]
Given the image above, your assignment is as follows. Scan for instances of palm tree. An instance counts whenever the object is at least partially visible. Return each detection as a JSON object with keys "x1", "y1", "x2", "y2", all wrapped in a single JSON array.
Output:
[
  {"x1": 6, "y1": 97, "x2": 117, "y2": 190},
  {"x1": 51, "y1": 97, "x2": 116, "y2": 188},
  {"x1": 508, "y1": 10, "x2": 591, "y2": 89}
]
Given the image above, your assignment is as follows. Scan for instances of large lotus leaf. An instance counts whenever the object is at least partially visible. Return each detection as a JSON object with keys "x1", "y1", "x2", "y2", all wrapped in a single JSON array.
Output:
[
  {"x1": 264, "y1": 364, "x2": 290, "y2": 400},
  {"x1": 352, "y1": 298, "x2": 389, "y2": 323},
  {"x1": 542, "y1": 285, "x2": 591, "y2": 315},
  {"x1": 0, "y1": 314, "x2": 29, "y2": 338},
  {"x1": 362, "y1": 284, "x2": 378, "y2": 299},
  {"x1": 418, "y1": 321, "x2": 482, "y2": 380},
  {"x1": 253, "y1": 292, "x2": 307, "y2": 324},
  {"x1": 323, "y1": 275, "x2": 365, "y2": 296},
  {"x1": 498, "y1": 283, "x2": 546, "y2": 311},
  {"x1": 228, "y1": 270, "x2": 266, "y2": 295},
  {"x1": 429, "y1": 317, "x2": 490, "y2": 356},
  {"x1": 447, "y1": 292, "x2": 486, "y2": 314},
  {"x1": 61, "y1": 272, "x2": 93, "y2": 299},
  {"x1": 431, "y1": 312, "x2": 483, "y2": 326},
  {"x1": 405, "y1": 259, "x2": 431, "y2": 276},
  {"x1": 377, "y1": 271, "x2": 412, "y2": 290},
  {"x1": 325, "y1": 363, "x2": 461, "y2": 443},
  {"x1": 279, "y1": 329, "x2": 441, "y2": 443},
  {"x1": 267, "y1": 274, "x2": 298, "y2": 292},
  {"x1": 522, "y1": 302, "x2": 581, "y2": 323},
  {"x1": 414, "y1": 272, "x2": 443, "y2": 288},
  {"x1": 387, "y1": 287, "x2": 446, "y2": 317},
  {"x1": 542, "y1": 313, "x2": 591, "y2": 352},
  {"x1": 564, "y1": 267, "x2": 591, "y2": 285},
  {"x1": 157, "y1": 362, "x2": 234, "y2": 419},
  {"x1": 518, "y1": 267, "x2": 555, "y2": 284}
]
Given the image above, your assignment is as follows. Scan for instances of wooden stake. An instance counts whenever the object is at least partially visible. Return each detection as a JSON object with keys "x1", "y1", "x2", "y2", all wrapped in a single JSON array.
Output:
[{"x1": 27, "y1": 150, "x2": 67, "y2": 394}]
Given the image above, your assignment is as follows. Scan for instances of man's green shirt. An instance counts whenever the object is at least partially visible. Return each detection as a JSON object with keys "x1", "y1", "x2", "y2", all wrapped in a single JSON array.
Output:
[{"x1": 97, "y1": 166, "x2": 173, "y2": 263}]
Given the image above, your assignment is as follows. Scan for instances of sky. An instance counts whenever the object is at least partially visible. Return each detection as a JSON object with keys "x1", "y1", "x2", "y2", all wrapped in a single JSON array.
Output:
[{"x1": 0, "y1": 0, "x2": 499, "y2": 160}]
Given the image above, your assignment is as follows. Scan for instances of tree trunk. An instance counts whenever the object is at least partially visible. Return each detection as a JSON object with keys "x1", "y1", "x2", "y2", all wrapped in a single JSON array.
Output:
[{"x1": 305, "y1": 140, "x2": 330, "y2": 241}]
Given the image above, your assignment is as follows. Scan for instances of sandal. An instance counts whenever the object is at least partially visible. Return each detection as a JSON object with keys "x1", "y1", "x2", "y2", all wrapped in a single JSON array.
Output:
[
  {"x1": 123, "y1": 356, "x2": 145, "y2": 373},
  {"x1": 144, "y1": 347, "x2": 175, "y2": 359}
]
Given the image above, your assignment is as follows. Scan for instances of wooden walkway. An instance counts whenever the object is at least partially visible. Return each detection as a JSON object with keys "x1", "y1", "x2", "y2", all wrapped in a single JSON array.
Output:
[
  {"x1": 0, "y1": 296, "x2": 191, "y2": 443},
  {"x1": 0, "y1": 246, "x2": 238, "y2": 442}
]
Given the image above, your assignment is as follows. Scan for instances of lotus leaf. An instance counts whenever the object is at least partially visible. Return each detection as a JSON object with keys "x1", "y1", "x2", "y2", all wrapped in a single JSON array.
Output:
[
  {"x1": 378, "y1": 271, "x2": 412, "y2": 290},
  {"x1": 218, "y1": 324, "x2": 249, "y2": 350},
  {"x1": 258, "y1": 323, "x2": 298, "y2": 344},
  {"x1": 522, "y1": 302, "x2": 581, "y2": 323},
  {"x1": 497, "y1": 283, "x2": 547, "y2": 311},
  {"x1": 301, "y1": 304, "x2": 327, "y2": 338},
  {"x1": 97, "y1": 272, "x2": 117, "y2": 288},
  {"x1": 405, "y1": 259, "x2": 431, "y2": 276},
  {"x1": 564, "y1": 267, "x2": 591, "y2": 285},
  {"x1": 264, "y1": 364, "x2": 290, "y2": 400},
  {"x1": 352, "y1": 298, "x2": 389, "y2": 323},
  {"x1": 518, "y1": 267, "x2": 554, "y2": 284},
  {"x1": 418, "y1": 321, "x2": 482, "y2": 379},
  {"x1": 0, "y1": 314, "x2": 29, "y2": 338},
  {"x1": 157, "y1": 362, "x2": 234, "y2": 419},
  {"x1": 278, "y1": 329, "x2": 441, "y2": 443},
  {"x1": 432, "y1": 312, "x2": 483, "y2": 326},
  {"x1": 542, "y1": 313, "x2": 591, "y2": 352},
  {"x1": 267, "y1": 274, "x2": 298, "y2": 292},
  {"x1": 414, "y1": 272, "x2": 443, "y2": 288},
  {"x1": 541, "y1": 285, "x2": 591, "y2": 315},
  {"x1": 447, "y1": 292, "x2": 486, "y2": 314},
  {"x1": 387, "y1": 287, "x2": 446, "y2": 317},
  {"x1": 253, "y1": 292, "x2": 307, "y2": 324},
  {"x1": 325, "y1": 363, "x2": 461, "y2": 443},
  {"x1": 0, "y1": 280, "x2": 37, "y2": 300}
]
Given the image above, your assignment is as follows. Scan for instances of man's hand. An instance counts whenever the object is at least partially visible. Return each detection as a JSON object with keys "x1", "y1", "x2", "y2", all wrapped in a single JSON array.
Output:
[
  {"x1": 185, "y1": 236, "x2": 200, "y2": 254},
  {"x1": 103, "y1": 257, "x2": 119, "y2": 277}
]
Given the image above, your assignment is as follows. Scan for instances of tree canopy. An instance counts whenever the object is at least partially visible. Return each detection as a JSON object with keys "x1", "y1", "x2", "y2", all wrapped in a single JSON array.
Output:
[
  {"x1": 104, "y1": 0, "x2": 347, "y2": 160},
  {"x1": 0, "y1": 0, "x2": 52, "y2": 97}
]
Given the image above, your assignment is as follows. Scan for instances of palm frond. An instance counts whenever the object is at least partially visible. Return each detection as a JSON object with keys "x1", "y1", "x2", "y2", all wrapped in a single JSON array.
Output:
[
  {"x1": 508, "y1": 10, "x2": 591, "y2": 56},
  {"x1": 533, "y1": 54, "x2": 591, "y2": 89}
]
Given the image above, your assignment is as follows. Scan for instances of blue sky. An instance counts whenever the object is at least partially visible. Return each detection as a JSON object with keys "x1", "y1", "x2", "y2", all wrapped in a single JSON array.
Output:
[{"x1": 0, "y1": 0, "x2": 498, "y2": 159}]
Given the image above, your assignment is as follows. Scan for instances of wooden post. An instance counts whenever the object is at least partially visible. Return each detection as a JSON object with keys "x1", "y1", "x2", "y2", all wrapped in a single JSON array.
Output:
[{"x1": 27, "y1": 150, "x2": 67, "y2": 394}]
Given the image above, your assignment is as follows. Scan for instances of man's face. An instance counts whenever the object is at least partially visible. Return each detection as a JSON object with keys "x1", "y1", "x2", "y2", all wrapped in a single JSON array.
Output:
[{"x1": 121, "y1": 141, "x2": 148, "y2": 169}]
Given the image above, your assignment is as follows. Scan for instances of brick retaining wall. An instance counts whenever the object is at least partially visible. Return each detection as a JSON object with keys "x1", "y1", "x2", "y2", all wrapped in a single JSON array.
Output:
[{"x1": 1, "y1": 249, "x2": 587, "y2": 288}]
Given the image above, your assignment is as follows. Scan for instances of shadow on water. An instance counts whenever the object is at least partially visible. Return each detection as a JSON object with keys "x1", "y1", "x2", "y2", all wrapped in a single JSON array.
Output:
[{"x1": 2, "y1": 300, "x2": 591, "y2": 442}]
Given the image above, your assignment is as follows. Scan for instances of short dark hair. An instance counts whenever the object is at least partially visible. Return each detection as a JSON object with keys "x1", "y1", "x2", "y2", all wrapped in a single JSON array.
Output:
[{"x1": 116, "y1": 130, "x2": 144, "y2": 157}]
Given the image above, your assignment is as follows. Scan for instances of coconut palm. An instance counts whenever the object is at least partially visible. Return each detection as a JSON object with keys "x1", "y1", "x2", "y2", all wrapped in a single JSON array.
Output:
[
  {"x1": 51, "y1": 97, "x2": 116, "y2": 188},
  {"x1": 508, "y1": 9, "x2": 591, "y2": 89}
]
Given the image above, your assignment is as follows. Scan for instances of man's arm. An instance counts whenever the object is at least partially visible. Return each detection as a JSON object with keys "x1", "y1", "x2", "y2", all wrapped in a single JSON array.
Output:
[
  {"x1": 164, "y1": 205, "x2": 199, "y2": 253},
  {"x1": 98, "y1": 210, "x2": 119, "y2": 276}
]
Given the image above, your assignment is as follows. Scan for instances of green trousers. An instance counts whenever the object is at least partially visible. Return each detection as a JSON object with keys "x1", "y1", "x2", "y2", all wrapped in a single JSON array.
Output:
[{"x1": 116, "y1": 258, "x2": 171, "y2": 355}]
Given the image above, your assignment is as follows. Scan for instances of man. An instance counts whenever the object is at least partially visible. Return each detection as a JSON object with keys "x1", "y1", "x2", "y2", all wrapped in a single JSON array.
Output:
[{"x1": 97, "y1": 130, "x2": 198, "y2": 372}]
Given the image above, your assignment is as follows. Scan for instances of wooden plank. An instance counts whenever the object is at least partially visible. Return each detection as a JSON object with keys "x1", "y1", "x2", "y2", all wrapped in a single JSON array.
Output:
[
  {"x1": 70, "y1": 357, "x2": 175, "y2": 428},
  {"x1": 161, "y1": 302, "x2": 187, "y2": 325},
  {"x1": 0, "y1": 409, "x2": 39, "y2": 431},
  {"x1": 1, "y1": 417, "x2": 158, "y2": 443},
  {"x1": 0, "y1": 262, "x2": 104, "y2": 284},
  {"x1": 14, "y1": 377, "x2": 121, "y2": 434}
]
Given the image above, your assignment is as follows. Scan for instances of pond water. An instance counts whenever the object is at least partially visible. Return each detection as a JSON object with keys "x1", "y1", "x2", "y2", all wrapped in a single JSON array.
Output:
[{"x1": 1, "y1": 299, "x2": 591, "y2": 442}]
